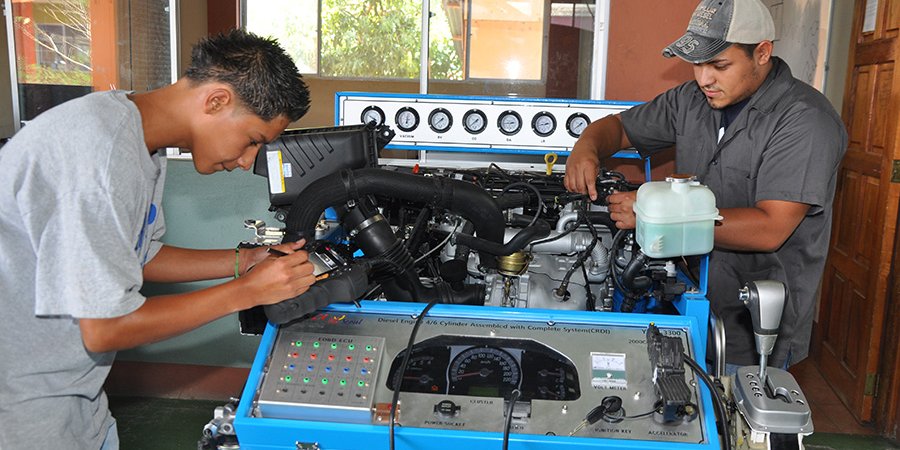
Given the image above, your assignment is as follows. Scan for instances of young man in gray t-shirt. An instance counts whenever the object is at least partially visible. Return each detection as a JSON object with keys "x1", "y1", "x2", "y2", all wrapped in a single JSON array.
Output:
[{"x1": 0, "y1": 30, "x2": 316, "y2": 449}]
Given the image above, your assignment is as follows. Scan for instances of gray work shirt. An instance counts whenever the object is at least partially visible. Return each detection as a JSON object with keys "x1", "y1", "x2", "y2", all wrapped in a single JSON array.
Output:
[{"x1": 620, "y1": 57, "x2": 847, "y2": 366}]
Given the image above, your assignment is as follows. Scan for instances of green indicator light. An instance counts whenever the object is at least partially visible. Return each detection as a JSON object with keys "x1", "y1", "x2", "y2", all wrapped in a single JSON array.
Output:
[
  {"x1": 303, "y1": 377, "x2": 310, "y2": 383},
  {"x1": 358, "y1": 381, "x2": 365, "y2": 387},
  {"x1": 348, "y1": 344, "x2": 355, "y2": 350},
  {"x1": 313, "y1": 342, "x2": 320, "y2": 348},
  {"x1": 330, "y1": 343, "x2": 338, "y2": 349},
  {"x1": 340, "y1": 379, "x2": 347, "y2": 386},
  {"x1": 295, "y1": 341, "x2": 302, "y2": 347},
  {"x1": 365, "y1": 345, "x2": 372, "y2": 351},
  {"x1": 322, "y1": 378, "x2": 329, "y2": 385},
  {"x1": 285, "y1": 376, "x2": 292, "y2": 382}
]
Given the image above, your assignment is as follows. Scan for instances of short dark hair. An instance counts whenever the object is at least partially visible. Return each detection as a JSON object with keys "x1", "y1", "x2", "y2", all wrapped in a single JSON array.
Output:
[
  {"x1": 732, "y1": 43, "x2": 758, "y2": 60},
  {"x1": 185, "y1": 29, "x2": 310, "y2": 122}
]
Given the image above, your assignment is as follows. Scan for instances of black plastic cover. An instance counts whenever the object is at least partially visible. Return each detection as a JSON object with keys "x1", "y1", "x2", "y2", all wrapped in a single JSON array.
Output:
[{"x1": 253, "y1": 124, "x2": 393, "y2": 207}]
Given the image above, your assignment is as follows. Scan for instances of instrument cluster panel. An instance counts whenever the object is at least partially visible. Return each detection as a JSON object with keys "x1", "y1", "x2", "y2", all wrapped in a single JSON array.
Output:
[
  {"x1": 336, "y1": 92, "x2": 638, "y2": 153},
  {"x1": 244, "y1": 303, "x2": 717, "y2": 449}
]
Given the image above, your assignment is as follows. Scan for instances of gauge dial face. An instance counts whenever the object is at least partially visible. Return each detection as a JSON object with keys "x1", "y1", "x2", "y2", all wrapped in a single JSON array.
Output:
[
  {"x1": 361, "y1": 105, "x2": 386, "y2": 127},
  {"x1": 428, "y1": 108, "x2": 453, "y2": 133},
  {"x1": 566, "y1": 113, "x2": 591, "y2": 138},
  {"x1": 497, "y1": 111, "x2": 523, "y2": 136},
  {"x1": 449, "y1": 346, "x2": 521, "y2": 397},
  {"x1": 391, "y1": 354, "x2": 446, "y2": 394},
  {"x1": 463, "y1": 109, "x2": 487, "y2": 134},
  {"x1": 395, "y1": 107, "x2": 420, "y2": 132},
  {"x1": 532, "y1": 111, "x2": 557, "y2": 137}
]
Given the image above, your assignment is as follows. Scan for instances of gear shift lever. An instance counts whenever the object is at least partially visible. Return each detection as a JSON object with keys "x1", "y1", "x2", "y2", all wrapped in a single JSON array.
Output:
[
  {"x1": 731, "y1": 280, "x2": 812, "y2": 439},
  {"x1": 738, "y1": 280, "x2": 786, "y2": 383}
]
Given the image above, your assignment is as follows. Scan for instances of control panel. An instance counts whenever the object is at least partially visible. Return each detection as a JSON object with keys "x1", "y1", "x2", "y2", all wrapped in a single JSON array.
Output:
[
  {"x1": 257, "y1": 333, "x2": 385, "y2": 423},
  {"x1": 336, "y1": 92, "x2": 638, "y2": 154},
  {"x1": 239, "y1": 303, "x2": 718, "y2": 449}
]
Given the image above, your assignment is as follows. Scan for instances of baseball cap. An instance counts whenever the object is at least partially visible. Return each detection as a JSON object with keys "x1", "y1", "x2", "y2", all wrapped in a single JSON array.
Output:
[{"x1": 663, "y1": 0, "x2": 775, "y2": 63}]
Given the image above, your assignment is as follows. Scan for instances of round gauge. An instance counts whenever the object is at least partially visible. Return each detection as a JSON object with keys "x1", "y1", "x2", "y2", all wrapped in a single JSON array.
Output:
[
  {"x1": 463, "y1": 109, "x2": 488, "y2": 135},
  {"x1": 534, "y1": 367, "x2": 569, "y2": 400},
  {"x1": 390, "y1": 354, "x2": 446, "y2": 394},
  {"x1": 532, "y1": 111, "x2": 557, "y2": 137},
  {"x1": 449, "y1": 346, "x2": 521, "y2": 397},
  {"x1": 428, "y1": 108, "x2": 453, "y2": 133},
  {"x1": 566, "y1": 113, "x2": 591, "y2": 138},
  {"x1": 395, "y1": 107, "x2": 420, "y2": 132},
  {"x1": 361, "y1": 105, "x2": 386, "y2": 127},
  {"x1": 497, "y1": 111, "x2": 523, "y2": 136}
]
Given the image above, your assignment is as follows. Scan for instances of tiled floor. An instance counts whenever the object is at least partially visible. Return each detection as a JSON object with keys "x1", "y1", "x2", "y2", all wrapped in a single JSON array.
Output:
[{"x1": 788, "y1": 358, "x2": 879, "y2": 435}]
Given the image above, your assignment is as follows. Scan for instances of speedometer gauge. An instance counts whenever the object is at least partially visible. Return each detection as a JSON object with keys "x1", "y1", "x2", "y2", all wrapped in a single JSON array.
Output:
[{"x1": 449, "y1": 346, "x2": 521, "y2": 397}]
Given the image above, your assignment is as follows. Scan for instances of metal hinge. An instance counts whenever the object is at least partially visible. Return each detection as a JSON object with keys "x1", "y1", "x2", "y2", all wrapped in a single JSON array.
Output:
[
  {"x1": 864, "y1": 373, "x2": 879, "y2": 396},
  {"x1": 891, "y1": 161, "x2": 900, "y2": 183}
]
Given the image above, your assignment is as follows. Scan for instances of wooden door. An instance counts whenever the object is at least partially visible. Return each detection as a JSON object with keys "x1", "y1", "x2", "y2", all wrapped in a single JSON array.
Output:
[{"x1": 815, "y1": 0, "x2": 900, "y2": 423}]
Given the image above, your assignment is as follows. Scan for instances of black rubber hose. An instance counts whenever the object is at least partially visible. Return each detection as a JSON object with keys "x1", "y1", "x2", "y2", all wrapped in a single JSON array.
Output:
[
  {"x1": 453, "y1": 221, "x2": 476, "y2": 262},
  {"x1": 621, "y1": 250, "x2": 649, "y2": 290},
  {"x1": 585, "y1": 211, "x2": 619, "y2": 233},
  {"x1": 283, "y1": 168, "x2": 505, "y2": 268},
  {"x1": 454, "y1": 219, "x2": 551, "y2": 256},
  {"x1": 495, "y1": 191, "x2": 531, "y2": 210}
]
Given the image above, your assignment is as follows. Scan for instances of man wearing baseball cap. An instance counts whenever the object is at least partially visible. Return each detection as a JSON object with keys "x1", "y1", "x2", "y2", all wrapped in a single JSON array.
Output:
[{"x1": 565, "y1": 0, "x2": 847, "y2": 371}]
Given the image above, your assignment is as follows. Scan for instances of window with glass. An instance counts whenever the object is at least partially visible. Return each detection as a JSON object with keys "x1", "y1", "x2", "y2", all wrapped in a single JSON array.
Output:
[
  {"x1": 7, "y1": 0, "x2": 174, "y2": 127},
  {"x1": 244, "y1": 0, "x2": 600, "y2": 99}
]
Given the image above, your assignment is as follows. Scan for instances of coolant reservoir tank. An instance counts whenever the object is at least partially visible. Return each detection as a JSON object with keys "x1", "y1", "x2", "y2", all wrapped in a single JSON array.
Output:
[{"x1": 633, "y1": 174, "x2": 720, "y2": 258}]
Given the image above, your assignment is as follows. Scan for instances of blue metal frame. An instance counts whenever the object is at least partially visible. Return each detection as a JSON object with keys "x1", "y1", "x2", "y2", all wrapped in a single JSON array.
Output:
[
  {"x1": 230, "y1": 92, "x2": 719, "y2": 450},
  {"x1": 234, "y1": 303, "x2": 720, "y2": 450}
]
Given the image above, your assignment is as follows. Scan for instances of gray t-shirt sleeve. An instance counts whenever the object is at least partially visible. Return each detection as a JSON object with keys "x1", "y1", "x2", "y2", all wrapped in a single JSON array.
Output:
[
  {"x1": 26, "y1": 188, "x2": 146, "y2": 319},
  {"x1": 752, "y1": 106, "x2": 845, "y2": 215},
  {"x1": 620, "y1": 84, "x2": 687, "y2": 155}
]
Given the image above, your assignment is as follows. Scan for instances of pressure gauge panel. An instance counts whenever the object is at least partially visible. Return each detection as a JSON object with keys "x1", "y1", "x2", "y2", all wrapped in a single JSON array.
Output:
[
  {"x1": 532, "y1": 111, "x2": 557, "y2": 137},
  {"x1": 361, "y1": 105, "x2": 386, "y2": 127},
  {"x1": 463, "y1": 109, "x2": 487, "y2": 134},
  {"x1": 395, "y1": 107, "x2": 420, "y2": 132},
  {"x1": 566, "y1": 113, "x2": 591, "y2": 138},
  {"x1": 428, "y1": 108, "x2": 453, "y2": 133},
  {"x1": 497, "y1": 111, "x2": 523, "y2": 136}
]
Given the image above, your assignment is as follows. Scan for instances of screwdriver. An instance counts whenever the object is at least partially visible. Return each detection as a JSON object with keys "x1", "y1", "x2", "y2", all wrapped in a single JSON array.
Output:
[{"x1": 569, "y1": 396, "x2": 623, "y2": 436}]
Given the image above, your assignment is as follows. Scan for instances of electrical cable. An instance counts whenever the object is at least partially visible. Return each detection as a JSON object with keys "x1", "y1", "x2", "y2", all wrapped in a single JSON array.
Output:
[
  {"x1": 413, "y1": 220, "x2": 461, "y2": 265},
  {"x1": 502, "y1": 389, "x2": 522, "y2": 450},
  {"x1": 389, "y1": 296, "x2": 436, "y2": 450},
  {"x1": 682, "y1": 352, "x2": 733, "y2": 450},
  {"x1": 501, "y1": 181, "x2": 546, "y2": 228}
]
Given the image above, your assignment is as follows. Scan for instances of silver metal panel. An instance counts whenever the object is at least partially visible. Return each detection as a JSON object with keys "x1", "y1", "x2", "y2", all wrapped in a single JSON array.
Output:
[{"x1": 253, "y1": 309, "x2": 708, "y2": 444}]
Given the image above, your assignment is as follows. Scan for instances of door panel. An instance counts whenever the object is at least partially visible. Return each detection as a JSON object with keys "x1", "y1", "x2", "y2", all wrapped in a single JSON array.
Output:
[{"x1": 815, "y1": 0, "x2": 899, "y2": 423}]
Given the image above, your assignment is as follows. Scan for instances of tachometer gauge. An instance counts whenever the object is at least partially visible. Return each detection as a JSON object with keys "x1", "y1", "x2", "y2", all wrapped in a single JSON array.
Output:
[
  {"x1": 428, "y1": 108, "x2": 453, "y2": 133},
  {"x1": 395, "y1": 107, "x2": 420, "y2": 132},
  {"x1": 360, "y1": 105, "x2": 386, "y2": 127},
  {"x1": 566, "y1": 113, "x2": 591, "y2": 138},
  {"x1": 532, "y1": 111, "x2": 557, "y2": 137},
  {"x1": 497, "y1": 111, "x2": 523, "y2": 136},
  {"x1": 463, "y1": 109, "x2": 487, "y2": 134},
  {"x1": 449, "y1": 346, "x2": 521, "y2": 397}
]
